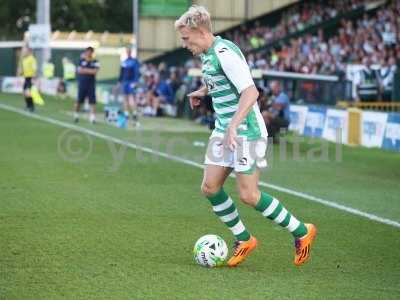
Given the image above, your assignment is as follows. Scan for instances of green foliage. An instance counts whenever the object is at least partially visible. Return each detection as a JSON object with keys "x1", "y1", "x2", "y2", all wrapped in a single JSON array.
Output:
[
  {"x1": 0, "y1": 0, "x2": 133, "y2": 40},
  {"x1": 0, "y1": 0, "x2": 35, "y2": 39},
  {"x1": 51, "y1": 0, "x2": 133, "y2": 32}
]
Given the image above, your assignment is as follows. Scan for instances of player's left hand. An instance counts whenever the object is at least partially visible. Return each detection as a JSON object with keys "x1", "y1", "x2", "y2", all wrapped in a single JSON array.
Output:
[{"x1": 224, "y1": 126, "x2": 237, "y2": 151}]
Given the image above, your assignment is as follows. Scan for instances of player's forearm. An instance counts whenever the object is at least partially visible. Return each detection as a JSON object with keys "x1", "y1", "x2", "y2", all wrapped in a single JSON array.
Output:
[
  {"x1": 78, "y1": 68, "x2": 98, "y2": 75},
  {"x1": 77, "y1": 68, "x2": 88, "y2": 75},
  {"x1": 86, "y1": 68, "x2": 98, "y2": 75},
  {"x1": 228, "y1": 85, "x2": 259, "y2": 129},
  {"x1": 198, "y1": 85, "x2": 208, "y2": 95}
]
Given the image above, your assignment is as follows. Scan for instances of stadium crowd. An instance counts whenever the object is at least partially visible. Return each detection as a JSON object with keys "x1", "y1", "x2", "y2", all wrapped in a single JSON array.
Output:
[
  {"x1": 247, "y1": 0, "x2": 400, "y2": 76},
  {"x1": 225, "y1": 0, "x2": 367, "y2": 53}
]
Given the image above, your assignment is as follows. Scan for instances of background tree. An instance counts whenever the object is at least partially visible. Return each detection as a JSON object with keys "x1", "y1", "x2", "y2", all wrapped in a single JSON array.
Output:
[{"x1": 0, "y1": 0, "x2": 133, "y2": 40}]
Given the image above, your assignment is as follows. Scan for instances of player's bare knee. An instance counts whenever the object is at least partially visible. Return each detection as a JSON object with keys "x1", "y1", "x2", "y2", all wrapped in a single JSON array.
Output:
[
  {"x1": 201, "y1": 182, "x2": 220, "y2": 197},
  {"x1": 239, "y1": 190, "x2": 259, "y2": 206}
]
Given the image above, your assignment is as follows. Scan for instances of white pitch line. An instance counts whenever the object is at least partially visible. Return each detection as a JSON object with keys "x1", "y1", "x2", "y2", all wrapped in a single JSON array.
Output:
[{"x1": 1, "y1": 102, "x2": 399, "y2": 229}]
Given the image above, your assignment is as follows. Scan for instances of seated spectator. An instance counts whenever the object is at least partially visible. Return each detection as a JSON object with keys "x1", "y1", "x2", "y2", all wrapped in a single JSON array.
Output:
[
  {"x1": 157, "y1": 79, "x2": 174, "y2": 105},
  {"x1": 257, "y1": 86, "x2": 268, "y2": 112},
  {"x1": 157, "y1": 79, "x2": 175, "y2": 116},
  {"x1": 144, "y1": 74, "x2": 159, "y2": 116},
  {"x1": 262, "y1": 81, "x2": 290, "y2": 141}
]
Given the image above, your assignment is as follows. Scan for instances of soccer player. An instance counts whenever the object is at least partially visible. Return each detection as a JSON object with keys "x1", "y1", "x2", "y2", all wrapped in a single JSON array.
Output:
[
  {"x1": 175, "y1": 6, "x2": 317, "y2": 267},
  {"x1": 74, "y1": 47, "x2": 100, "y2": 124},
  {"x1": 118, "y1": 47, "x2": 141, "y2": 126},
  {"x1": 21, "y1": 47, "x2": 37, "y2": 112}
]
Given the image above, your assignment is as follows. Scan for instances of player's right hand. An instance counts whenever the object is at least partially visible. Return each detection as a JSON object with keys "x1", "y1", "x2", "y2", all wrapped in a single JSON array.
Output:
[{"x1": 187, "y1": 90, "x2": 206, "y2": 110}]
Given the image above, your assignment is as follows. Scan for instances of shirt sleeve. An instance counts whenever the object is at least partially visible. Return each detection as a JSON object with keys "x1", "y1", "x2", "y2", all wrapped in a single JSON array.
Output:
[
  {"x1": 93, "y1": 60, "x2": 100, "y2": 69},
  {"x1": 214, "y1": 44, "x2": 255, "y2": 94},
  {"x1": 78, "y1": 59, "x2": 84, "y2": 68}
]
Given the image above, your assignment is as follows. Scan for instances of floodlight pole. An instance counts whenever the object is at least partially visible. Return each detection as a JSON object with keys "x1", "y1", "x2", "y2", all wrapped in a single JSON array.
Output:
[
  {"x1": 36, "y1": 0, "x2": 51, "y2": 76},
  {"x1": 133, "y1": 0, "x2": 139, "y2": 57},
  {"x1": 245, "y1": 0, "x2": 249, "y2": 20}
]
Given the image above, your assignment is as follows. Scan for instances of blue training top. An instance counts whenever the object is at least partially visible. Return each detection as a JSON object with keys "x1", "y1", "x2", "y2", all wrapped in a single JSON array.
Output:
[
  {"x1": 274, "y1": 91, "x2": 290, "y2": 120},
  {"x1": 119, "y1": 57, "x2": 140, "y2": 82}
]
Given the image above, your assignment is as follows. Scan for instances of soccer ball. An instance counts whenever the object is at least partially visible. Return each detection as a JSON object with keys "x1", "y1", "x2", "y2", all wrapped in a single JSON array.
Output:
[{"x1": 193, "y1": 234, "x2": 228, "y2": 267}]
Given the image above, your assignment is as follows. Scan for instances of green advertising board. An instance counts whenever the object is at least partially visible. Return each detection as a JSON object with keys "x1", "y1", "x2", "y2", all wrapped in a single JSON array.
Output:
[{"x1": 140, "y1": 0, "x2": 190, "y2": 17}]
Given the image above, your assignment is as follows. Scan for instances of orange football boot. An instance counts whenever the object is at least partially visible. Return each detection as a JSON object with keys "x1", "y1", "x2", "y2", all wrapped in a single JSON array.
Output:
[
  {"x1": 227, "y1": 236, "x2": 258, "y2": 267},
  {"x1": 294, "y1": 223, "x2": 317, "y2": 266}
]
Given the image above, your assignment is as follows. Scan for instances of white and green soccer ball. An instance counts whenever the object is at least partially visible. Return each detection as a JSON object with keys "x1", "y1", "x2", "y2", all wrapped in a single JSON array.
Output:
[{"x1": 193, "y1": 234, "x2": 228, "y2": 267}]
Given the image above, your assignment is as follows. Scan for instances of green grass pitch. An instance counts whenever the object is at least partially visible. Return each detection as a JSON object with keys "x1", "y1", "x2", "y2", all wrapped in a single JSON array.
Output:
[{"x1": 0, "y1": 93, "x2": 399, "y2": 299}]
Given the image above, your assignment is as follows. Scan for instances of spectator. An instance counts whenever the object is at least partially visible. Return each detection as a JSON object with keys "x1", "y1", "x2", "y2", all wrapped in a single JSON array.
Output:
[
  {"x1": 59, "y1": 57, "x2": 76, "y2": 98},
  {"x1": 378, "y1": 57, "x2": 397, "y2": 100},
  {"x1": 156, "y1": 78, "x2": 175, "y2": 116},
  {"x1": 42, "y1": 59, "x2": 55, "y2": 79},
  {"x1": 175, "y1": 77, "x2": 189, "y2": 118},
  {"x1": 158, "y1": 62, "x2": 169, "y2": 80},
  {"x1": 357, "y1": 57, "x2": 379, "y2": 101},
  {"x1": 168, "y1": 70, "x2": 181, "y2": 98},
  {"x1": 262, "y1": 81, "x2": 290, "y2": 141},
  {"x1": 144, "y1": 73, "x2": 159, "y2": 116},
  {"x1": 257, "y1": 86, "x2": 269, "y2": 112}
]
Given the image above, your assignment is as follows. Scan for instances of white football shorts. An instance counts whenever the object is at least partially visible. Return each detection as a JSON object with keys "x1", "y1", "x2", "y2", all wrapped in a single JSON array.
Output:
[{"x1": 204, "y1": 132, "x2": 268, "y2": 173}]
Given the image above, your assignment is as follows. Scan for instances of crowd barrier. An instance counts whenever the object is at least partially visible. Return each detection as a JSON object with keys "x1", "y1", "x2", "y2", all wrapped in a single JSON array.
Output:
[
  {"x1": 289, "y1": 105, "x2": 400, "y2": 152},
  {"x1": 0, "y1": 76, "x2": 113, "y2": 104},
  {"x1": 1, "y1": 76, "x2": 60, "y2": 95}
]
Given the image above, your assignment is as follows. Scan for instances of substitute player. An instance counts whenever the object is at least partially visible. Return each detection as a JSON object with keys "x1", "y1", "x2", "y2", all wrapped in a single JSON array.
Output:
[
  {"x1": 74, "y1": 47, "x2": 99, "y2": 124},
  {"x1": 118, "y1": 47, "x2": 141, "y2": 126},
  {"x1": 175, "y1": 6, "x2": 317, "y2": 267}
]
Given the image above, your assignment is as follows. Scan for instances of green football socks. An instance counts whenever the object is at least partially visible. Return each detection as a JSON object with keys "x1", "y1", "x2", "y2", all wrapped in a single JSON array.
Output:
[{"x1": 206, "y1": 188, "x2": 251, "y2": 241}]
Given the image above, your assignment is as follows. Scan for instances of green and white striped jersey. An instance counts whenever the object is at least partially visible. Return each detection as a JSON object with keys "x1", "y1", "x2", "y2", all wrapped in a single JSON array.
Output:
[{"x1": 200, "y1": 36, "x2": 268, "y2": 140}]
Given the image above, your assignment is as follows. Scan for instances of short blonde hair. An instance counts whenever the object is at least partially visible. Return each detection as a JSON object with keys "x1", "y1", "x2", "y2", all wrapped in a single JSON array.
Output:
[{"x1": 174, "y1": 5, "x2": 212, "y2": 31}]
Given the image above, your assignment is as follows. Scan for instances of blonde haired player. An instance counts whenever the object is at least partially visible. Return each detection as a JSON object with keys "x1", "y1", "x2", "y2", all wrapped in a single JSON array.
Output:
[{"x1": 175, "y1": 5, "x2": 317, "y2": 267}]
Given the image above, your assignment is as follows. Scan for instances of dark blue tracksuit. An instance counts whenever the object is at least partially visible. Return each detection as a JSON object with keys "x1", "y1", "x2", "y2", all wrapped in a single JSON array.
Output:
[{"x1": 77, "y1": 58, "x2": 100, "y2": 104}]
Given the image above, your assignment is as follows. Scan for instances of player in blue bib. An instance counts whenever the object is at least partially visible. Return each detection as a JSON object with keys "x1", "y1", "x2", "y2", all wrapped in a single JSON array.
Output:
[{"x1": 118, "y1": 47, "x2": 141, "y2": 126}]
